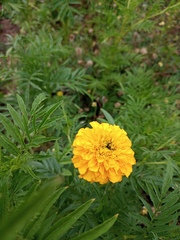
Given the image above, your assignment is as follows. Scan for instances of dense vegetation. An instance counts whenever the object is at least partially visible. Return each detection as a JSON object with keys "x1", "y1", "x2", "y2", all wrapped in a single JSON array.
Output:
[{"x1": 0, "y1": 1, "x2": 180, "y2": 239}]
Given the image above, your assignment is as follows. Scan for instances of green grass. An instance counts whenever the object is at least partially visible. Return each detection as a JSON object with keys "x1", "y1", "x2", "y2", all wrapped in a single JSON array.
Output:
[{"x1": 0, "y1": 1, "x2": 180, "y2": 239}]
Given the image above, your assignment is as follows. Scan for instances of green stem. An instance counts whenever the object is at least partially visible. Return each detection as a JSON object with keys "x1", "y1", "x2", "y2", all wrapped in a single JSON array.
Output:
[
  {"x1": 127, "y1": 0, "x2": 131, "y2": 9},
  {"x1": 62, "y1": 103, "x2": 72, "y2": 144},
  {"x1": 132, "y1": 2, "x2": 180, "y2": 29},
  {"x1": 156, "y1": 136, "x2": 176, "y2": 151},
  {"x1": 117, "y1": 2, "x2": 180, "y2": 42},
  {"x1": 137, "y1": 161, "x2": 167, "y2": 166},
  {"x1": 145, "y1": 161, "x2": 167, "y2": 165},
  {"x1": 123, "y1": 235, "x2": 136, "y2": 239}
]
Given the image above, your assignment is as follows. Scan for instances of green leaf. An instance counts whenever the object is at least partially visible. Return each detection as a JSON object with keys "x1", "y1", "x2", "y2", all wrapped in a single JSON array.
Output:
[
  {"x1": 0, "y1": 178, "x2": 61, "y2": 240},
  {"x1": 161, "y1": 161, "x2": 173, "y2": 198},
  {"x1": 139, "y1": 197, "x2": 153, "y2": 220},
  {"x1": 21, "y1": 181, "x2": 41, "y2": 202},
  {"x1": 35, "y1": 116, "x2": 62, "y2": 131},
  {"x1": 37, "y1": 102, "x2": 62, "y2": 130},
  {"x1": 155, "y1": 203, "x2": 180, "y2": 220},
  {"x1": 0, "y1": 177, "x2": 9, "y2": 221},
  {"x1": 0, "y1": 114, "x2": 22, "y2": 144},
  {"x1": 132, "y1": 214, "x2": 151, "y2": 227},
  {"x1": 24, "y1": 186, "x2": 68, "y2": 239},
  {"x1": 0, "y1": 134, "x2": 19, "y2": 156},
  {"x1": 146, "y1": 181, "x2": 161, "y2": 209},
  {"x1": 13, "y1": 173, "x2": 33, "y2": 194},
  {"x1": 100, "y1": 108, "x2": 115, "y2": 125},
  {"x1": 71, "y1": 214, "x2": 118, "y2": 240},
  {"x1": 54, "y1": 140, "x2": 60, "y2": 160},
  {"x1": 29, "y1": 81, "x2": 42, "y2": 90},
  {"x1": 154, "y1": 212, "x2": 179, "y2": 225},
  {"x1": 137, "y1": 180, "x2": 161, "y2": 209},
  {"x1": 31, "y1": 93, "x2": 47, "y2": 114},
  {"x1": 37, "y1": 214, "x2": 57, "y2": 240},
  {"x1": 44, "y1": 199, "x2": 95, "y2": 240},
  {"x1": 28, "y1": 135, "x2": 58, "y2": 148},
  {"x1": 153, "y1": 225, "x2": 180, "y2": 234},
  {"x1": 16, "y1": 94, "x2": 28, "y2": 123},
  {"x1": 161, "y1": 189, "x2": 179, "y2": 210},
  {"x1": 7, "y1": 104, "x2": 25, "y2": 132},
  {"x1": 62, "y1": 168, "x2": 72, "y2": 176},
  {"x1": 17, "y1": 95, "x2": 30, "y2": 138}
]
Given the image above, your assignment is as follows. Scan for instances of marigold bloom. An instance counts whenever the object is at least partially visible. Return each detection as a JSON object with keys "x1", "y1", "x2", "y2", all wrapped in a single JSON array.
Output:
[{"x1": 72, "y1": 121, "x2": 136, "y2": 184}]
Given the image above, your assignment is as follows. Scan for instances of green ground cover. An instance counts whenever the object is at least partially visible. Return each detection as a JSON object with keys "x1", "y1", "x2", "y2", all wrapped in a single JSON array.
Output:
[{"x1": 0, "y1": 1, "x2": 180, "y2": 239}]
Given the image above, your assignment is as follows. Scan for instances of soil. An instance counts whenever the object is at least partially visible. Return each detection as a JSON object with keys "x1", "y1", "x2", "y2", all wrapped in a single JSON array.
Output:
[{"x1": 0, "y1": 4, "x2": 20, "y2": 53}]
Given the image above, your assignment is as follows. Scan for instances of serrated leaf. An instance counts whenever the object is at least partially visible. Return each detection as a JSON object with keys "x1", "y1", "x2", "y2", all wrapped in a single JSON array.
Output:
[
  {"x1": 97, "y1": 118, "x2": 109, "y2": 123},
  {"x1": 146, "y1": 181, "x2": 161, "y2": 209},
  {"x1": 7, "y1": 104, "x2": 25, "y2": 132},
  {"x1": 13, "y1": 176, "x2": 32, "y2": 195},
  {"x1": 100, "y1": 108, "x2": 115, "y2": 125},
  {"x1": 0, "y1": 134, "x2": 19, "y2": 156},
  {"x1": 28, "y1": 135, "x2": 57, "y2": 148},
  {"x1": 161, "y1": 161, "x2": 173, "y2": 198},
  {"x1": 29, "y1": 81, "x2": 42, "y2": 90},
  {"x1": 71, "y1": 214, "x2": 118, "y2": 240},
  {"x1": 37, "y1": 102, "x2": 62, "y2": 130},
  {"x1": 17, "y1": 95, "x2": 30, "y2": 138},
  {"x1": 155, "y1": 212, "x2": 179, "y2": 225},
  {"x1": 36, "y1": 116, "x2": 62, "y2": 131},
  {"x1": 31, "y1": 93, "x2": 47, "y2": 114},
  {"x1": 156, "y1": 203, "x2": 180, "y2": 219},
  {"x1": 44, "y1": 199, "x2": 95, "y2": 240},
  {"x1": 153, "y1": 225, "x2": 180, "y2": 234},
  {"x1": 16, "y1": 94, "x2": 28, "y2": 123},
  {"x1": 161, "y1": 189, "x2": 179, "y2": 211},
  {"x1": 31, "y1": 158, "x2": 62, "y2": 177},
  {"x1": 0, "y1": 114, "x2": 22, "y2": 144},
  {"x1": 137, "y1": 180, "x2": 161, "y2": 209},
  {"x1": 139, "y1": 197, "x2": 153, "y2": 220},
  {"x1": 132, "y1": 214, "x2": 151, "y2": 227},
  {"x1": 62, "y1": 168, "x2": 72, "y2": 176}
]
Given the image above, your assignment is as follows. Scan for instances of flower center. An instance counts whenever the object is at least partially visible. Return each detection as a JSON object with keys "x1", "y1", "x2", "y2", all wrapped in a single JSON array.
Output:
[{"x1": 106, "y1": 142, "x2": 112, "y2": 150}]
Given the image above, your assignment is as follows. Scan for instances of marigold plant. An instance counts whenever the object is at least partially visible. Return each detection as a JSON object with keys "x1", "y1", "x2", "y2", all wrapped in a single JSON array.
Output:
[{"x1": 72, "y1": 121, "x2": 136, "y2": 184}]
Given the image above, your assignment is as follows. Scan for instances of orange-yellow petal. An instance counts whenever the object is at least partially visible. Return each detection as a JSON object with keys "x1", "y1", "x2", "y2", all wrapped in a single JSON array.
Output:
[{"x1": 72, "y1": 121, "x2": 136, "y2": 184}]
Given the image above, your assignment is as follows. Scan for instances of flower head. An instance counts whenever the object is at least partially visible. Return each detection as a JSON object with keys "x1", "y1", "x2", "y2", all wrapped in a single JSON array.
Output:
[{"x1": 72, "y1": 121, "x2": 136, "y2": 184}]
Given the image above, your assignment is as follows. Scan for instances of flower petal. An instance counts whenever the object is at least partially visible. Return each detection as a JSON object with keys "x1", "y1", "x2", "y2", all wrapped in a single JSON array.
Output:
[{"x1": 72, "y1": 121, "x2": 136, "y2": 184}]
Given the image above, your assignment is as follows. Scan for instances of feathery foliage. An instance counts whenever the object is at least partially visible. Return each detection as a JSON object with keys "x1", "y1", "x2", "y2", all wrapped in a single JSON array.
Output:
[{"x1": 0, "y1": 0, "x2": 180, "y2": 239}]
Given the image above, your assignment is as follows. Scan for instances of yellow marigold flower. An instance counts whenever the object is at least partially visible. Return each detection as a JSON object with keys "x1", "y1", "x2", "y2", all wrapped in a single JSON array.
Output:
[{"x1": 72, "y1": 121, "x2": 136, "y2": 184}]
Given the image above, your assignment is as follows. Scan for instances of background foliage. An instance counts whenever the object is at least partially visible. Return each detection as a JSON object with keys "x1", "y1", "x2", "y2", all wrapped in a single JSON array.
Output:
[{"x1": 0, "y1": 0, "x2": 180, "y2": 239}]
